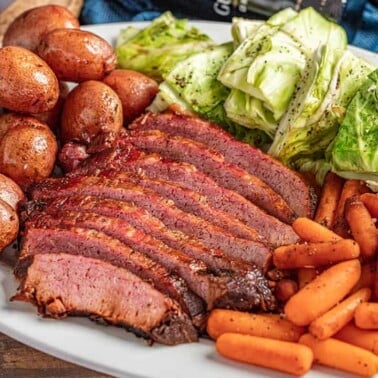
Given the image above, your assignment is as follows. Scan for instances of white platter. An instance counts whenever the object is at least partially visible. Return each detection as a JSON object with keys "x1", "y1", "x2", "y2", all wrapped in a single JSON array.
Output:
[{"x1": 0, "y1": 21, "x2": 377, "y2": 378}]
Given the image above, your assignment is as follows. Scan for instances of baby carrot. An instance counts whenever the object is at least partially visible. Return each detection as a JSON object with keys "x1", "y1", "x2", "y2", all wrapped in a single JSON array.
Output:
[
  {"x1": 360, "y1": 192, "x2": 378, "y2": 219},
  {"x1": 314, "y1": 172, "x2": 344, "y2": 228},
  {"x1": 333, "y1": 180, "x2": 369, "y2": 238},
  {"x1": 275, "y1": 279, "x2": 298, "y2": 303},
  {"x1": 207, "y1": 309, "x2": 304, "y2": 342},
  {"x1": 217, "y1": 333, "x2": 313, "y2": 376},
  {"x1": 335, "y1": 322, "x2": 378, "y2": 355},
  {"x1": 285, "y1": 259, "x2": 361, "y2": 326},
  {"x1": 293, "y1": 217, "x2": 342, "y2": 243},
  {"x1": 345, "y1": 196, "x2": 378, "y2": 260},
  {"x1": 355, "y1": 302, "x2": 378, "y2": 330},
  {"x1": 299, "y1": 333, "x2": 378, "y2": 376},
  {"x1": 273, "y1": 239, "x2": 360, "y2": 269},
  {"x1": 309, "y1": 287, "x2": 371, "y2": 340}
]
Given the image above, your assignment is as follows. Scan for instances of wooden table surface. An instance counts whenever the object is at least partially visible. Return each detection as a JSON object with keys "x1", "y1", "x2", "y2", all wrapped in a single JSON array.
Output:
[{"x1": 0, "y1": 332, "x2": 111, "y2": 378}]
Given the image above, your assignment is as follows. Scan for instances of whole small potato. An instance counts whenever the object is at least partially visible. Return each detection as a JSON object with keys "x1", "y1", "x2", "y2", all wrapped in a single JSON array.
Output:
[
  {"x1": 0, "y1": 46, "x2": 59, "y2": 113},
  {"x1": 0, "y1": 173, "x2": 24, "y2": 210},
  {"x1": 103, "y1": 69, "x2": 159, "y2": 125},
  {"x1": 0, "y1": 198, "x2": 19, "y2": 252},
  {"x1": 0, "y1": 116, "x2": 58, "y2": 190},
  {"x1": 3, "y1": 5, "x2": 79, "y2": 52},
  {"x1": 32, "y1": 82, "x2": 70, "y2": 130},
  {"x1": 37, "y1": 29, "x2": 116, "y2": 82},
  {"x1": 61, "y1": 80, "x2": 123, "y2": 145}
]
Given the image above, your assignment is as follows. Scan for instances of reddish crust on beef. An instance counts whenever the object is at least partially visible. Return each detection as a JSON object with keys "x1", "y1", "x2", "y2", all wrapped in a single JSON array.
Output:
[
  {"x1": 30, "y1": 175, "x2": 272, "y2": 270},
  {"x1": 31, "y1": 195, "x2": 253, "y2": 273},
  {"x1": 19, "y1": 226, "x2": 206, "y2": 324},
  {"x1": 25, "y1": 206, "x2": 276, "y2": 311},
  {"x1": 12, "y1": 253, "x2": 198, "y2": 345},
  {"x1": 71, "y1": 151, "x2": 299, "y2": 247},
  {"x1": 130, "y1": 112, "x2": 317, "y2": 218},
  {"x1": 124, "y1": 129, "x2": 296, "y2": 223}
]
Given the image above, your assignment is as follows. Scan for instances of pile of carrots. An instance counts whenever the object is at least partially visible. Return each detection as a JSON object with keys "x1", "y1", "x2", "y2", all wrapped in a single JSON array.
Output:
[{"x1": 208, "y1": 174, "x2": 378, "y2": 376}]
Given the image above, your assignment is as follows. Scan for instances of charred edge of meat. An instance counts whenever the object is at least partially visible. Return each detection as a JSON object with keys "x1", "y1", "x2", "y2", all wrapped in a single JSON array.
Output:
[{"x1": 12, "y1": 254, "x2": 199, "y2": 345}]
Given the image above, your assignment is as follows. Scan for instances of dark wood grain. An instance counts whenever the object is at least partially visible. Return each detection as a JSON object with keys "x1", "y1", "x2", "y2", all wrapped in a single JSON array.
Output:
[{"x1": 0, "y1": 332, "x2": 111, "y2": 378}]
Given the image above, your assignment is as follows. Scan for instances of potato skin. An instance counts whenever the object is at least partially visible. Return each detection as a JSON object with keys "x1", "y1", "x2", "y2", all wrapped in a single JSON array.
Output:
[
  {"x1": 0, "y1": 198, "x2": 19, "y2": 252},
  {"x1": 0, "y1": 173, "x2": 24, "y2": 210},
  {"x1": 37, "y1": 29, "x2": 117, "y2": 82},
  {"x1": 103, "y1": 69, "x2": 159, "y2": 124},
  {"x1": 0, "y1": 116, "x2": 58, "y2": 190},
  {"x1": 61, "y1": 80, "x2": 123, "y2": 145},
  {"x1": 0, "y1": 46, "x2": 59, "y2": 113},
  {"x1": 3, "y1": 5, "x2": 79, "y2": 52}
]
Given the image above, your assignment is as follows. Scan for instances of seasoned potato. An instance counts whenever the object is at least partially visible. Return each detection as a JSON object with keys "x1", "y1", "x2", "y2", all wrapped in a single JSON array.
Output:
[
  {"x1": 0, "y1": 173, "x2": 24, "y2": 210},
  {"x1": 0, "y1": 116, "x2": 58, "y2": 189},
  {"x1": 32, "y1": 82, "x2": 70, "y2": 130},
  {"x1": 103, "y1": 69, "x2": 159, "y2": 124},
  {"x1": 61, "y1": 80, "x2": 123, "y2": 145},
  {"x1": 37, "y1": 29, "x2": 117, "y2": 82},
  {"x1": 0, "y1": 46, "x2": 59, "y2": 113},
  {"x1": 3, "y1": 5, "x2": 79, "y2": 52},
  {"x1": 0, "y1": 198, "x2": 19, "y2": 252}
]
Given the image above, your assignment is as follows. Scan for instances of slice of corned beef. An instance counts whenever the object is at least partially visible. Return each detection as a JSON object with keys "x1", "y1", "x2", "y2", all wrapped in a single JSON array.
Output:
[
  {"x1": 129, "y1": 112, "x2": 317, "y2": 218},
  {"x1": 13, "y1": 253, "x2": 198, "y2": 345}
]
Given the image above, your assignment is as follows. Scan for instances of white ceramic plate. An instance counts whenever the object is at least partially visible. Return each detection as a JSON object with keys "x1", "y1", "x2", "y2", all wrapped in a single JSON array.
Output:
[{"x1": 0, "y1": 21, "x2": 377, "y2": 378}]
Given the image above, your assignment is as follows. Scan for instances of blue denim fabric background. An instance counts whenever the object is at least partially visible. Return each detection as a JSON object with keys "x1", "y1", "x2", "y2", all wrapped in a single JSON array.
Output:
[{"x1": 80, "y1": 0, "x2": 378, "y2": 52}]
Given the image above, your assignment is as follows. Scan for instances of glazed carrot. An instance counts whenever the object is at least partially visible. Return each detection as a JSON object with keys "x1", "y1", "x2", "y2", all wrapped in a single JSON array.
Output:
[
  {"x1": 335, "y1": 322, "x2": 378, "y2": 355},
  {"x1": 309, "y1": 287, "x2": 371, "y2": 340},
  {"x1": 355, "y1": 302, "x2": 378, "y2": 329},
  {"x1": 297, "y1": 267, "x2": 317, "y2": 289},
  {"x1": 217, "y1": 333, "x2": 313, "y2": 376},
  {"x1": 285, "y1": 259, "x2": 361, "y2": 326},
  {"x1": 207, "y1": 309, "x2": 304, "y2": 342},
  {"x1": 345, "y1": 196, "x2": 378, "y2": 260},
  {"x1": 333, "y1": 180, "x2": 369, "y2": 238},
  {"x1": 292, "y1": 217, "x2": 342, "y2": 243},
  {"x1": 273, "y1": 239, "x2": 360, "y2": 269},
  {"x1": 352, "y1": 261, "x2": 376, "y2": 293},
  {"x1": 275, "y1": 279, "x2": 298, "y2": 303},
  {"x1": 360, "y1": 192, "x2": 378, "y2": 219},
  {"x1": 299, "y1": 333, "x2": 378, "y2": 376},
  {"x1": 375, "y1": 260, "x2": 378, "y2": 300},
  {"x1": 314, "y1": 172, "x2": 344, "y2": 228}
]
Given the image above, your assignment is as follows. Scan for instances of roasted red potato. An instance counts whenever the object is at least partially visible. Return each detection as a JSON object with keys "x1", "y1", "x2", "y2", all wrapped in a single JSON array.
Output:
[
  {"x1": 0, "y1": 173, "x2": 24, "y2": 210},
  {"x1": 37, "y1": 29, "x2": 116, "y2": 82},
  {"x1": 103, "y1": 69, "x2": 159, "y2": 124},
  {"x1": 60, "y1": 80, "x2": 123, "y2": 145},
  {"x1": 3, "y1": 5, "x2": 79, "y2": 52},
  {"x1": 0, "y1": 46, "x2": 59, "y2": 113},
  {"x1": 0, "y1": 116, "x2": 58, "y2": 189}
]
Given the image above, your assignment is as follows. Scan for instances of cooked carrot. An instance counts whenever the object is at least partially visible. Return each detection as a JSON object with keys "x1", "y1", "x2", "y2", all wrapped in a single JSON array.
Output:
[
  {"x1": 273, "y1": 239, "x2": 360, "y2": 269},
  {"x1": 355, "y1": 302, "x2": 378, "y2": 329},
  {"x1": 352, "y1": 261, "x2": 376, "y2": 293},
  {"x1": 297, "y1": 267, "x2": 317, "y2": 289},
  {"x1": 292, "y1": 217, "x2": 342, "y2": 242},
  {"x1": 335, "y1": 322, "x2": 378, "y2": 355},
  {"x1": 345, "y1": 196, "x2": 378, "y2": 260},
  {"x1": 375, "y1": 260, "x2": 378, "y2": 300},
  {"x1": 309, "y1": 287, "x2": 371, "y2": 340},
  {"x1": 285, "y1": 259, "x2": 361, "y2": 326},
  {"x1": 217, "y1": 333, "x2": 313, "y2": 376},
  {"x1": 275, "y1": 279, "x2": 298, "y2": 303},
  {"x1": 207, "y1": 309, "x2": 304, "y2": 342},
  {"x1": 333, "y1": 180, "x2": 369, "y2": 238},
  {"x1": 360, "y1": 192, "x2": 378, "y2": 219},
  {"x1": 299, "y1": 333, "x2": 378, "y2": 376},
  {"x1": 314, "y1": 172, "x2": 345, "y2": 228}
]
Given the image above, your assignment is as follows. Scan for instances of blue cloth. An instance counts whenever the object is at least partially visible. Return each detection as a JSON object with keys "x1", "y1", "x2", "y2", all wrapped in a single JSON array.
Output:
[{"x1": 80, "y1": 0, "x2": 378, "y2": 52}]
